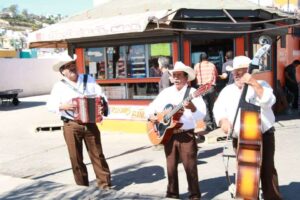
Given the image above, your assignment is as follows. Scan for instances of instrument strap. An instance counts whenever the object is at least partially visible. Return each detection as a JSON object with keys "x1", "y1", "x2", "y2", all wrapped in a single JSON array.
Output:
[
  {"x1": 61, "y1": 74, "x2": 89, "y2": 95},
  {"x1": 183, "y1": 86, "x2": 191, "y2": 100},
  {"x1": 61, "y1": 74, "x2": 89, "y2": 119},
  {"x1": 83, "y1": 74, "x2": 88, "y2": 93}
]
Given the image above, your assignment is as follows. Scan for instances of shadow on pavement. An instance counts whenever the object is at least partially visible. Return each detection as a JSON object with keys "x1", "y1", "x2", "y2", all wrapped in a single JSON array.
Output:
[
  {"x1": 0, "y1": 179, "x2": 159, "y2": 200},
  {"x1": 275, "y1": 108, "x2": 299, "y2": 121},
  {"x1": 280, "y1": 182, "x2": 300, "y2": 200},
  {"x1": 198, "y1": 147, "x2": 223, "y2": 160},
  {"x1": 180, "y1": 175, "x2": 230, "y2": 200},
  {"x1": 0, "y1": 101, "x2": 46, "y2": 111},
  {"x1": 33, "y1": 145, "x2": 152, "y2": 180},
  {"x1": 106, "y1": 145, "x2": 152, "y2": 160},
  {"x1": 102, "y1": 163, "x2": 165, "y2": 190}
]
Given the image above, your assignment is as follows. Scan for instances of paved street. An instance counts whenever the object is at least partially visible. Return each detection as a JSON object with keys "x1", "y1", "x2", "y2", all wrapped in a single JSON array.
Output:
[{"x1": 0, "y1": 95, "x2": 299, "y2": 199}]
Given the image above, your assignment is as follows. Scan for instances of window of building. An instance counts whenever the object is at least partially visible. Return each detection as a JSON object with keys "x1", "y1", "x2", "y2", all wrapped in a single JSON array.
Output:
[
  {"x1": 106, "y1": 46, "x2": 127, "y2": 79},
  {"x1": 127, "y1": 45, "x2": 147, "y2": 78},
  {"x1": 84, "y1": 47, "x2": 106, "y2": 79},
  {"x1": 83, "y1": 42, "x2": 173, "y2": 100},
  {"x1": 148, "y1": 43, "x2": 173, "y2": 77}
]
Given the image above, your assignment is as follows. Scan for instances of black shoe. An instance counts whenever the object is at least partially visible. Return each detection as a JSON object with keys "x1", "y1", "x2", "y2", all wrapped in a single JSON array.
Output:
[
  {"x1": 99, "y1": 184, "x2": 112, "y2": 191},
  {"x1": 196, "y1": 135, "x2": 205, "y2": 143}
]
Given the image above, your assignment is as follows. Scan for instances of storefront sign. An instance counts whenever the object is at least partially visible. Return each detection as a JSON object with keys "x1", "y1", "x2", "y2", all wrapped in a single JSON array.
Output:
[
  {"x1": 29, "y1": 10, "x2": 170, "y2": 43},
  {"x1": 107, "y1": 105, "x2": 146, "y2": 121},
  {"x1": 150, "y1": 43, "x2": 171, "y2": 56}
]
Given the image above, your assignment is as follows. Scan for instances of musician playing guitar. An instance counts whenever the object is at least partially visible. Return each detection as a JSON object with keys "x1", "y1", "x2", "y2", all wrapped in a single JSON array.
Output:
[
  {"x1": 213, "y1": 56, "x2": 282, "y2": 200},
  {"x1": 146, "y1": 61, "x2": 206, "y2": 200}
]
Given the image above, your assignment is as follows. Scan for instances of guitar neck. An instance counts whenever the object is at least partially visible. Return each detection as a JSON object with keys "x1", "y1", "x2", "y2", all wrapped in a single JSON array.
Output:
[
  {"x1": 165, "y1": 95, "x2": 193, "y2": 120},
  {"x1": 163, "y1": 83, "x2": 211, "y2": 122}
]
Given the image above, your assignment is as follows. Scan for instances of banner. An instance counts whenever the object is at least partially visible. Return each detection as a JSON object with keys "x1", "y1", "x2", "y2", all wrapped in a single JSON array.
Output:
[{"x1": 150, "y1": 43, "x2": 171, "y2": 56}]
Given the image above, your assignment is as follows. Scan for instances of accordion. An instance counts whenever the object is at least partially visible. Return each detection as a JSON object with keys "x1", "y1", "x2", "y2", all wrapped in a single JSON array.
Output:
[{"x1": 72, "y1": 96, "x2": 108, "y2": 123}]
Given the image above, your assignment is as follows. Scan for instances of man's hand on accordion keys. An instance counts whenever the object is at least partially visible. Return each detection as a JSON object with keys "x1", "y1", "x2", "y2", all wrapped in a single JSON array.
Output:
[
  {"x1": 99, "y1": 104, "x2": 105, "y2": 116},
  {"x1": 59, "y1": 102, "x2": 76, "y2": 111}
]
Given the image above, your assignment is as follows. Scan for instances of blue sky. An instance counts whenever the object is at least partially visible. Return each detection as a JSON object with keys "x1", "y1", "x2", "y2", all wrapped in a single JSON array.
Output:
[{"x1": 0, "y1": 0, "x2": 94, "y2": 16}]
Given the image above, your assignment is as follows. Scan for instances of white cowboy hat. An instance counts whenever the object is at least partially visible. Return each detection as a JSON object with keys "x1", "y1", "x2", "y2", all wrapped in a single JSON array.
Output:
[
  {"x1": 53, "y1": 54, "x2": 77, "y2": 72},
  {"x1": 170, "y1": 61, "x2": 195, "y2": 81},
  {"x1": 226, "y1": 56, "x2": 251, "y2": 71}
]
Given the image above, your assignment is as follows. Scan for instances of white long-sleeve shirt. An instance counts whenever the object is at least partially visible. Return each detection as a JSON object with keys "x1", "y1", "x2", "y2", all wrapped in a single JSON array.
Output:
[
  {"x1": 213, "y1": 80, "x2": 276, "y2": 138},
  {"x1": 145, "y1": 84, "x2": 206, "y2": 130},
  {"x1": 47, "y1": 74, "x2": 107, "y2": 120}
]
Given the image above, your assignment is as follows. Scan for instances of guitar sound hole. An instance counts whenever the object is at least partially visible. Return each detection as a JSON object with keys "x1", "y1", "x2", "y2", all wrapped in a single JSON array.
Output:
[{"x1": 163, "y1": 117, "x2": 169, "y2": 124}]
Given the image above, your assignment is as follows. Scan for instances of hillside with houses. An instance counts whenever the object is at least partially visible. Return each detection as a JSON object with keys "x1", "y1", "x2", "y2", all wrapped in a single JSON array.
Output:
[{"x1": 0, "y1": 4, "x2": 65, "y2": 51}]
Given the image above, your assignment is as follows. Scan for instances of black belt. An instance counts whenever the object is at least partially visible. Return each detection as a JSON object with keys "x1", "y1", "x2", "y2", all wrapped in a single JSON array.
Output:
[
  {"x1": 263, "y1": 126, "x2": 275, "y2": 136},
  {"x1": 61, "y1": 116, "x2": 73, "y2": 123},
  {"x1": 173, "y1": 129, "x2": 194, "y2": 134}
]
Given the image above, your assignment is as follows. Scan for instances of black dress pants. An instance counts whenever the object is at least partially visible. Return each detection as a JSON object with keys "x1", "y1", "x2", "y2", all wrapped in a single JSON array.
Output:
[
  {"x1": 63, "y1": 120, "x2": 111, "y2": 188},
  {"x1": 164, "y1": 131, "x2": 201, "y2": 199}
]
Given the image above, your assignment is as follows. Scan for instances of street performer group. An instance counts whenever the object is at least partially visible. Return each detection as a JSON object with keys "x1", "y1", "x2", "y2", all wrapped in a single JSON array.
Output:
[{"x1": 47, "y1": 53, "x2": 282, "y2": 200}]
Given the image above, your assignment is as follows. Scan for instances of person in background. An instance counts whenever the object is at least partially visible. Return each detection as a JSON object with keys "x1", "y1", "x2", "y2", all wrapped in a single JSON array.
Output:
[
  {"x1": 158, "y1": 56, "x2": 172, "y2": 92},
  {"x1": 149, "y1": 58, "x2": 162, "y2": 77},
  {"x1": 284, "y1": 59, "x2": 300, "y2": 110},
  {"x1": 213, "y1": 56, "x2": 282, "y2": 200},
  {"x1": 220, "y1": 50, "x2": 234, "y2": 85},
  {"x1": 194, "y1": 52, "x2": 218, "y2": 131},
  {"x1": 47, "y1": 54, "x2": 111, "y2": 190},
  {"x1": 146, "y1": 61, "x2": 206, "y2": 200}
]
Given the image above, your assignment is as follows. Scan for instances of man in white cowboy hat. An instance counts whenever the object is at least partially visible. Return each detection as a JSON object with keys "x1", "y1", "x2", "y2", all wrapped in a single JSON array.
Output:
[
  {"x1": 146, "y1": 61, "x2": 206, "y2": 199},
  {"x1": 213, "y1": 56, "x2": 282, "y2": 200},
  {"x1": 47, "y1": 54, "x2": 112, "y2": 190}
]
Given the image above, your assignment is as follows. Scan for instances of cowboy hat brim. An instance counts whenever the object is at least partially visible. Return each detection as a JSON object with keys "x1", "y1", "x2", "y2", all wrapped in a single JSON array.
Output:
[
  {"x1": 170, "y1": 62, "x2": 195, "y2": 81},
  {"x1": 226, "y1": 56, "x2": 251, "y2": 71},
  {"x1": 52, "y1": 54, "x2": 77, "y2": 72},
  {"x1": 226, "y1": 64, "x2": 249, "y2": 72}
]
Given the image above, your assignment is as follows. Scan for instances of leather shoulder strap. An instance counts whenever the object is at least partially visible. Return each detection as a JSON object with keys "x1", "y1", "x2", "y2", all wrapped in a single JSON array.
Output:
[
  {"x1": 183, "y1": 86, "x2": 191, "y2": 100},
  {"x1": 83, "y1": 74, "x2": 88, "y2": 93},
  {"x1": 61, "y1": 79, "x2": 83, "y2": 95}
]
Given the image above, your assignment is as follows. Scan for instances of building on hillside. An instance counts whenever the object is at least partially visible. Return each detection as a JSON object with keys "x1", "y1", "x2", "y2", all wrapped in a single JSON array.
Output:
[{"x1": 28, "y1": 0, "x2": 300, "y2": 133}]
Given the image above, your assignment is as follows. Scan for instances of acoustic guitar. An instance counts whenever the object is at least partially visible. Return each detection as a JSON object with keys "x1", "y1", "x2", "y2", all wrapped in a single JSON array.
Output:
[{"x1": 147, "y1": 82, "x2": 212, "y2": 145}]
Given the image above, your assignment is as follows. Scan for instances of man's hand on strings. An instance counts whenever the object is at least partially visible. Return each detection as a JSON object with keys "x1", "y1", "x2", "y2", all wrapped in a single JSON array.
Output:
[
  {"x1": 241, "y1": 73, "x2": 254, "y2": 85},
  {"x1": 148, "y1": 114, "x2": 159, "y2": 123},
  {"x1": 220, "y1": 118, "x2": 232, "y2": 134},
  {"x1": 241, "y1": 73, "x2": 264, "y2": 98},
  {"x1": 183, "y1": 101, "x2": 196, "y2": 112}
]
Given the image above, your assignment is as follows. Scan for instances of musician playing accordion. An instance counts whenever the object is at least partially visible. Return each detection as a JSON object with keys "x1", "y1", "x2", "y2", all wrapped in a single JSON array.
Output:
[{"x1": 47, "y1": 54, "x2": 111, "y2": 190}]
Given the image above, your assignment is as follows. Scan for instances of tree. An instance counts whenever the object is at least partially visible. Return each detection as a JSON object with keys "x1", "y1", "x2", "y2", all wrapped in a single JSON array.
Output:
[
  {"x1": 22, "y1": 9, "x2": 29, "y2": 18},
  {"x1": 7, "y1": 4, "x2": 18, "y2": 16}
]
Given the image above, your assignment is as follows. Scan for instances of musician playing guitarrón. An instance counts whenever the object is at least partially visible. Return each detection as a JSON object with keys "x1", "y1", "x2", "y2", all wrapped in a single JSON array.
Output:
[
  {"x1": 47, "y1": 54, "x2": 111, "y2": 190},
  {"x1": 146, "y1": 61, "x2": 206, "y2": 200},
  {"x1": 213, "y1": 56, "x2": 282, "y2": 200}
]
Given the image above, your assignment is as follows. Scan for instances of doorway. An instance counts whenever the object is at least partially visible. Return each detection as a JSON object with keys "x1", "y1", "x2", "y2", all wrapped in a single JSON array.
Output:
[{"x1": 191, "y1": 38, "x2": 234, "y2": 92}]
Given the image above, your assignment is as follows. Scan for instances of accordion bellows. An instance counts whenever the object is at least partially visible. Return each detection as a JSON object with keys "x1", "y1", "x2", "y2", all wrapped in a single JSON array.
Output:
[{"x1": 72, "y1": 97, "x2": 104, "y2": 123}]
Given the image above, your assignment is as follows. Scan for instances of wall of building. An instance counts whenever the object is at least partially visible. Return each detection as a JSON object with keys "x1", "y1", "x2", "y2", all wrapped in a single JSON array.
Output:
[{"x1": 0, "y1": 58, "x2": 61, "y2": 97}]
